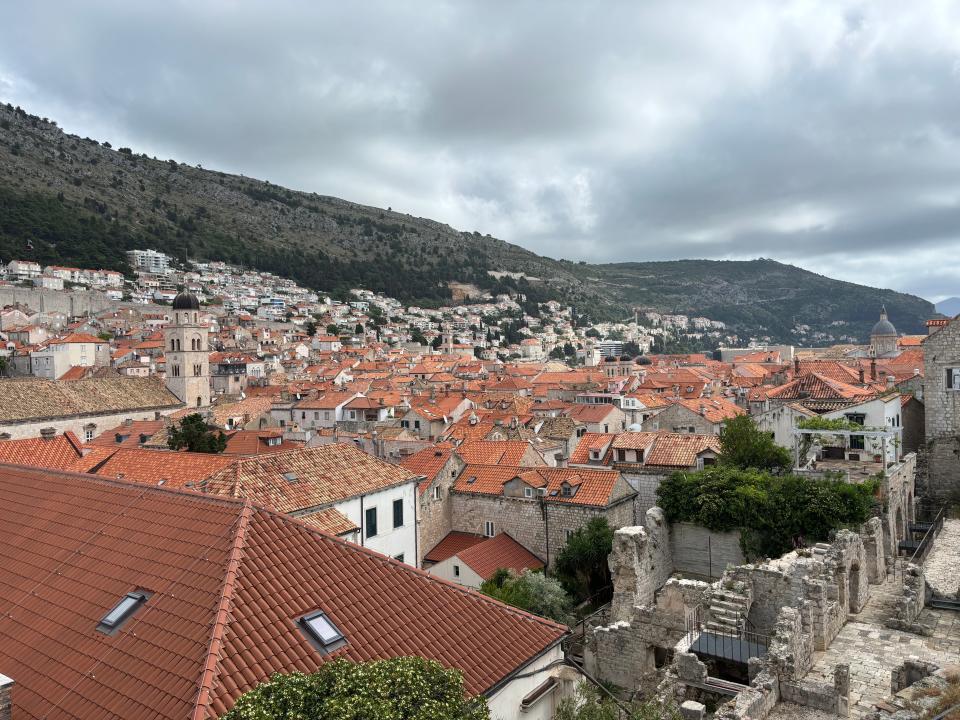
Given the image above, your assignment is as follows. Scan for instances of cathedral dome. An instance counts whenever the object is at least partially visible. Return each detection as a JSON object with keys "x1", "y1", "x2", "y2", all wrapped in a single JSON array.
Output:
[
  {"x1": 172, "y1": 291, "x2": 200, "y2": 310},
  {"x1": 871, "y1": 307, "x2": 896, "y2": 337}
]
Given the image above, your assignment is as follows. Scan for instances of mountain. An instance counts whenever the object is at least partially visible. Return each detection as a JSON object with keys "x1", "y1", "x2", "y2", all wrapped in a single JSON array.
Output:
[
  {"x1": 0, "y1": 102, "x2": 935, "y2": 344},
  {"x1": 935, "y1": 297, "x2": 960, "y2": 318}
]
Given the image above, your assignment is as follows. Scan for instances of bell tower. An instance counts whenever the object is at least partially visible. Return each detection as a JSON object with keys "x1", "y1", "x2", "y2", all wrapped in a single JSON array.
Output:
[{"x1": 164, "y1": 291, "x2": 210, "y2": 408}]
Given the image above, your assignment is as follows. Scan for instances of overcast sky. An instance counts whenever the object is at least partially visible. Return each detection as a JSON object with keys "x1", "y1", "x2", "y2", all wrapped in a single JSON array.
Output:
[{"x1": 2, "y1": 1, "x2": 959, "y2": 302}]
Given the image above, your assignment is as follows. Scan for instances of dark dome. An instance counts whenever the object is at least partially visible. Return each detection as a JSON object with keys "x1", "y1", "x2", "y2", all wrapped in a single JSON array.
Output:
[
  {"x1": 172, "y1": 291, "x2": 200, "y2": 310},
  {"x1": 871, "y1": 318, "x2": 896, "y2": 336}
]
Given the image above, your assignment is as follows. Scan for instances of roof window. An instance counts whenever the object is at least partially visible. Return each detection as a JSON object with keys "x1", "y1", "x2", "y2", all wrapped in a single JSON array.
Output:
[
  {"x1": 298, "y1": 610, "x2": 346, "y2": 653},
  {"x1": 98, "y1": 590, "x2": 151, "y2": 634},
  {"x1": 283, "y1": 472, "x2": 298, "y2": 483}
]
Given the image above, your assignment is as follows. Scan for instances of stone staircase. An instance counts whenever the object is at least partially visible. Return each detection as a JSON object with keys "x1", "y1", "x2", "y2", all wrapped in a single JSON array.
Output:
[{"x1": 703, "y1": 582, "x2": 752, "y2": 635}]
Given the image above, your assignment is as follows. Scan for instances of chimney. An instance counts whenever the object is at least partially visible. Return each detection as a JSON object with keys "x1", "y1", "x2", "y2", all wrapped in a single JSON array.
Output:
[
  {"x1": 887, "y1": 375, "x2": 896, "y2": 389},
  {"x1": 794, "y1": 357, "x2": 800, "y2": 374},
  {"x1": 870, "y1": 358, "x2": 877, "y2": 381},
  {"x1": 40, "y1": 427, "x2": 56, "y2": 441},
  {"x1": 124, "y1": 418, "x2": 133, "y2": 427},
  {"x1": 858, "y1": 367, "x2": 865, "y2": 384},
  {"x1": 0, "y1": 673, "x2": 14, "y2": 720},
  {"x1": 154, "y1": 411, "x2": 161, "y2": 421}
]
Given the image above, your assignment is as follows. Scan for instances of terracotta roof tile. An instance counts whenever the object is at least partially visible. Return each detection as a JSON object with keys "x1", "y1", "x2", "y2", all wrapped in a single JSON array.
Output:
[
  {"x1": 0, "y1": 377, "x2": 182, "y2": 423},
  {"x1": 0, "y1": 432, "x2": 114, "y2": 471},
  {"x1": 454, "y1": 464, "x2": 625, "y2": 507},
  {"x1": 0, "y1": 464, "x2": 567, "y2": 719},
  {"x1": 424, "y1": 531, "x2": 486, "y2": 564},
  {"x1": 456, "y1": 533, "x2": 544, "y2": 580}
]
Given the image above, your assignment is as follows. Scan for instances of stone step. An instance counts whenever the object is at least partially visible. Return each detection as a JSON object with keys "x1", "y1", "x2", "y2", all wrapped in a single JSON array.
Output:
[
  {"x1": 704, "y1": 621, "x2": 741, "y2": 634},
  {"x1": 710, "y1": 607, "x2": 746, "y2": 620},
  {"x1": 712, "y1": 589, "x2": 749, "y2": 603},
  {"x1": 709, "y1": 599, "x2": 749, "y2": 613}
]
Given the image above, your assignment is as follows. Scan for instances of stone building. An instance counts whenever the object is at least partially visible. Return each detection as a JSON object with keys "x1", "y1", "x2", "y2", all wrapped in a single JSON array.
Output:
[
  {"x1": 399, "y1": 444, "x2": 466, "y2": 566},
  {"x1": 448, "y1": 464, "x2": 637, "y2": 569},
  {"x1": 163, "y1": 290, "x2": 210, "y2": 408},
  {"x1": 922, "y1": 314, "x2": 960, "y2": 500}
]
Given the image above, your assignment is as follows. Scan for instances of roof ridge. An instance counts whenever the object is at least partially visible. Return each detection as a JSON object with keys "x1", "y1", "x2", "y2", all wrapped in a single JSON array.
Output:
[{"x1": 191, "y1": 498, "x2": 254, "y2": 720}]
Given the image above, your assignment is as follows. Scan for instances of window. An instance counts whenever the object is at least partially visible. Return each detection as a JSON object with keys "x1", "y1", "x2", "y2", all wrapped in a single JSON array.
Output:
[
  {"x1": 97, "y1": 590, "x2": 150, "y2": 634},
  {"x1": 454, "y1": 564, "x2": 461, "y2": 577},
  {"x1": 324, "y1": 411, "x2": 331, "y2": 421},
  {"x1": 84, "y1": 428, "x2": 95, "y2": 442},
  {"x1": 565, "y1": 529, "x2": 574, "y2": 541},
  {"x1": 314, "y1": 412, "x2": 319, "y2": 420},
  {"x1": 297, "y1": 610, "x2": 346, "y2": 653},
  {"x1": 414, "y1": 420, "x2": 421, "y2": 429},
  {"x1": 850, "y1": 435, "x2": 865, "y2": 450},
  {"x1": 561, "y1": 484, "x2": 573, "y2": 498},
  {"x1": 392, "y1": 499, "x2": 404, "y2": 528},
  {"x1": 432, "y1": 485, "x2": 442, "y2": 501},
  {"x1": 365, "y1": 507, "x2": 378, "y2": 538},
  {"x1": 484, "y1": 520, "x2": 494, "y2": 537},
  {"x1": 524, "y1": 486, "x2": 534, "y2": 498},
  {"x1": 947, "y1": 368, "x2": 960, "y2": 390}
]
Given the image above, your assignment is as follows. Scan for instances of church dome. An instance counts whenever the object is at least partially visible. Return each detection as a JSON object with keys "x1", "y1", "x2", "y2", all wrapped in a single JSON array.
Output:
[
  {"x1": 172, "y1": 291, "x2": 200, "y2": 310},
  {"x1": 870, "y1": 306, "x2": 896, "y2": 337}
]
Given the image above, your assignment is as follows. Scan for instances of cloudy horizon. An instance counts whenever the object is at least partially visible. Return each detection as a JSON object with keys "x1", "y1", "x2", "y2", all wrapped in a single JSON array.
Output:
[{"x1": 2, "y1": 1, "x2": 959, "y2": 302}]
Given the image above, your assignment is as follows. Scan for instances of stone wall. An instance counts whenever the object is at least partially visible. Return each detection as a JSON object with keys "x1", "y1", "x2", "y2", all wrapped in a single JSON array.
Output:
[
  {"x1": 417, "y1": 453, "x2": 465, "y2": 565},
  {"x1": 623, "y1": 471, "x2": 669, "y2": 519},
  {"x1": 449, "y1": 491, "x2": 635, "y2": 569},
  {"x1": 0, "y1": 286, "x2": 113, "y2": 317},
  {"x1": 779, "y1": 664, "x2": 849, "y2": 717},
  {"x1": 861, "y1": 517, "x2": 886, "y2": 584},
  {"x1": 887, "y1": 563, "x2": 929, "y2": 634},
  {"x1": 670, "y1": 523, "x2": 745, "y2": 580},
  {"x1": 922, "y1": 318, "x2": 960, "y2": 501}
]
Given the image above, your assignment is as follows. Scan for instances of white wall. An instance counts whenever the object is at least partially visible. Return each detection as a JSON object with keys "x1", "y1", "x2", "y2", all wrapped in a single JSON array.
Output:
[
  {"x1": 486, "y1": 645, "x2": 567, "y2": 720},
  {"x1": 326, "y1": 480, "x2": 418, "y2": 564},
  {"x1": 0, "y1": 406, "x2": 183, "y2": 441},
  {"x1": 429, "y1": 554, "x2": 484, "y2": 589}
]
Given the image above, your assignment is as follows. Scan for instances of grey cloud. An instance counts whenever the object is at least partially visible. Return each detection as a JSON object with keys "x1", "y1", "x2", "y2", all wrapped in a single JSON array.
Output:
[{"x1": 1, "y1": 0, "x2": 959, "y2": 300}]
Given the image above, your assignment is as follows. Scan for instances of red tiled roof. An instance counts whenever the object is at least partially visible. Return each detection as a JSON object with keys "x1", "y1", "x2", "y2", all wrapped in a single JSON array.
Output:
[
  {"x1": 643, "y1": 433, "x2": 721, "y2": 468},
  {"x1": 296, "y1": 507, "x2": 359, "y2": 536},
  {"x1": 0, "y1": 463, "x2": 567, "y2": 718},
  {"x1": 424, "y1": 531, "x2": 486, "y2": 564},
  {"x1": 222, "y1": 430, "x2": 304, "y2": 456},
  {"x1": 677, "y1": 397, "x2": 745, "y2": 423},
  {"x1": 202, "y1": 445, "x2": 421, "y2": 513},
  {"x1": 454, "y1": 465, "x2": 625, "y2": 507},
  {"x1": 0, "y1": 432, "x2": 113, "y2": 472},
  {"x1": 568, "y1": 433, "x2": 615, "y2": 465},
  {"x1": 87, "y1": 420, "x2": 166, "y2": 448},
  {"x1": 399, "y1": 444, "x2": 456, "y2": 494},
  {"x1": 456, "y1": 533, "x2": 544, "y2": 580},
  {"x1": 456, "y1": 440, "x2": 540, "y2": 466},
  {"x1": 92, "y1": 448, "x2": 236, "y2": 488}
]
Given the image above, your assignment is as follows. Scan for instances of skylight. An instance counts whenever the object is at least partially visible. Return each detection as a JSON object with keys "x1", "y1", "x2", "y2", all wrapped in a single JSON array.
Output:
[
  {"x1": 98, "y1": 590, "x2": 150, "y2": 634},
  {"x1": 283, "y1": 472, "x2": 298, "y2": 483},
  {"x1": 298, "y1": 610, "x2": 346, "y2": 653}
]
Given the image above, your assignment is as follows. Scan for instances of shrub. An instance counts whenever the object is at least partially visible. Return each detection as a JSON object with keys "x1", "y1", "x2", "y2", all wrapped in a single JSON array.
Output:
[{"x1": 480, "y1": 568, "x2": 573, "y2": 625}]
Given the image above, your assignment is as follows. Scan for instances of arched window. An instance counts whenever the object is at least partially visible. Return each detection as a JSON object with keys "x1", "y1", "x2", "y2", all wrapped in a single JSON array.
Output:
[
  {"x1": 196, "y1": 396, "x2": 202, "y2": 407},
  {"x1": 170, "y1": 339, "x2": 176, "y2": 352}
]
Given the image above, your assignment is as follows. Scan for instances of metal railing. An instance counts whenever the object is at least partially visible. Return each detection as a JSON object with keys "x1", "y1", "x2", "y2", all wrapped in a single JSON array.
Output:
[{"x1": 895, "y1": 504, "x2": 946, "y2": 581}]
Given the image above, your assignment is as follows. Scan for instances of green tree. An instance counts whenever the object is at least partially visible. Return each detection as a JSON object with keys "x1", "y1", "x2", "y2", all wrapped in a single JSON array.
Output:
[
  {"x1": 167, "y1": 413, "x2": 227, "y2": 453},
  {"x1": 480, "y1": 569, "x2": 573, "y2": 625},
  {"x1": 305, "y1": 321, "x2": 317, "y2": 336},
  {"x1": 563, "y1": 342, "x2": 576, "y2": 357},
  {"x1": 355, "y1": 323, "x2": 364, "y2": 335},
  {"x1": 411, "y1": 330, "x2": 428, "y2": 345},
  {"x1": 554, "y1": 518, "x2": 614, "y2": 603},
  {"x1": 718, "y1": 414, "x2": 792, "y2": 474},
  {"x1": 556, "y1": 682, "x2": 678, "y2": 720},
  {"x1": 97, "y1": 331, "x2": 113, "y2": 341},
  {"x1": 222, "y1": 657, "x2": 489, "y2": 720},
  {"x1": 585, "y1": 328, "x2": 601, "y2": 338},
  {"x1": 549, "y1": 346, "x2": 566, "y2": 359},
  {"x1": 326, "y1": 323, "x2": 339, "y2": 335},
  {"x1": 431, "y1": 336, "x2": 443, "y2": 350},
  {"x1": 622, "y1": 341, "x2": 641, "y2": 357}
]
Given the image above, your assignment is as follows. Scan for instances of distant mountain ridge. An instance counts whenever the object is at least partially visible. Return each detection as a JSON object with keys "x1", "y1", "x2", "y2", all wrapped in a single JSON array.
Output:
[
  {"x1": 0, "y1": 102, "x2": 936, "y2": 344},
  {"x1": 935, "y1": 297, "x2": 960, "y2": 318}
]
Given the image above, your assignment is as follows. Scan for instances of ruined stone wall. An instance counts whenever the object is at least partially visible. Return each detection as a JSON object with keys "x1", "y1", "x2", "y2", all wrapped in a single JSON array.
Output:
[
  {"x1": 449, "y1": 492, "x2": 635, "y2": 568},
  {"x1": 670, "y1": 522, "x2": 745, "y2": 580},
  {"x1": 861, "y1": 517, "x2": 886, "y2": 584},
  {"x1": 887, "y1": 563, "x2": 928, "y2": 633},
  {"x1": 0, "y1": 287, "x2": 114, "y2": 317}
]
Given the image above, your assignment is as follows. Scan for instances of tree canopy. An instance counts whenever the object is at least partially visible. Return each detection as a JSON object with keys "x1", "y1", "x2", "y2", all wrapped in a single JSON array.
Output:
[
  {"x1": 480, "y1": 569, "x2": 573, "y2": 625},
  {"x1": 656, "y1": 465, "x2": 879, "y2": 559},
  {"x1": 167, "y1": 413, "x2": 227, "y2": 453},
  {"x1": 718, "y1": 414, "x2": 792, "y2": 474},
  {"x1": 221, "y1": 657, "x2": 489, "y2": 720},
  {"x1": 554, "y1": 518, "x2": 614, "y2": 603}
]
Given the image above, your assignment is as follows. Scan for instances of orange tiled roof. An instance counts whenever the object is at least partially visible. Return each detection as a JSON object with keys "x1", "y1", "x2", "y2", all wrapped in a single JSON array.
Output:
[
  {"x1": 202, "y1": 445, "x2": 421, "y2": 513},
  {"x1": 455, "y1": 464, "x2": 625, "y2": 507},
  {"x1": 424, "y1": 531, "x2": 486, "y2": 564},
  {"x1": 399, "y1": 444, "x2": 456, "y2": 493},
  {"x1": 0, "y1": 463, "x2": 567, "y2": 718},
  {"x1": 677, "y1": 397, "x2": 745, "y2": 423},
  {"x1": 0, "y1": 432, "x2": 113, "y2": 472},
  {"x1": 643, "y1": 432, "x2": 721, "y2": 468},
  {"x1": 456, "y1": 533, "x2": 544, "y2": 580},
  {"x1": 568, "y1": 432, "x2": 615, "y2": 465},
  {"x1": 92, "y1": 448, "x2": 235, "y2": 488},
  {"x1": 456, "y1": 440, "x2": 540, "y2": 466},
  {"x1": 296, "y1": 507, "x2": 359, "y2": 536}
]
